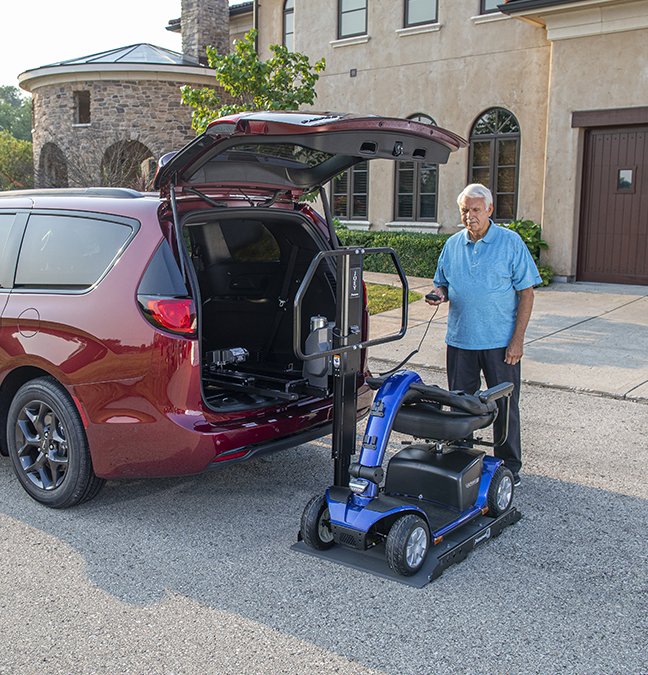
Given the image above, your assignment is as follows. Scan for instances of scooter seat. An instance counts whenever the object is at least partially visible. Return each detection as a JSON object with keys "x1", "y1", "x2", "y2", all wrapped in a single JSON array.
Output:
[{"x1": 393, "y1": 401, "x2": 495, "y2": 442}]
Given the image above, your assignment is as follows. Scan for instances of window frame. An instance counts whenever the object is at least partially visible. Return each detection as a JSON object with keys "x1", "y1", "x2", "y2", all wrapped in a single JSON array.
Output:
[
  {"x1": 404, "y1": 0, "x2": 438, "y2": 28},
  {"x1": 283, "y1": 0, "x2": 294, "y2": 50},
  {"x1": 467, "y1": 107, "x2": 521, "y2": 223},
  {"x1": 338, "y1": 0, "x2": 368, "y2": 40}
]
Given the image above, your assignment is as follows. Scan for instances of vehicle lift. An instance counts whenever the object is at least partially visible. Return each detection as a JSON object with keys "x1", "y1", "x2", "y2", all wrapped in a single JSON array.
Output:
[{"x1": 291, "y1": 247, "x2": 521, "y2": 587}]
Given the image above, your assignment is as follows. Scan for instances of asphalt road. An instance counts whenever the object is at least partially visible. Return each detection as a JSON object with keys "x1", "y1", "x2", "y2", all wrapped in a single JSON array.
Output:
[{"x1": 0, "y1": 363, "x2": 647, "y2": 675}]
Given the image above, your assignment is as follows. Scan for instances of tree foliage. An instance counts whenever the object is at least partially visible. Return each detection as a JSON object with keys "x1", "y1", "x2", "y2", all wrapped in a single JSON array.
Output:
[
  {"x1": 0, "y1": 130, "x2": 34, "y2": 190},
  {"x1": 181, "y1": 30, "x2": 326, "y2": 134},
  {"x1": 0, "y1": 86, "x2": 32, "y2": 142}
]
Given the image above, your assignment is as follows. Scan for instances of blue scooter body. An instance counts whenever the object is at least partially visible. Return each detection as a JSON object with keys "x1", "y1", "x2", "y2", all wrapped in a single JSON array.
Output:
[{"x1": 325, "y1": 370, "x2": 504, "y2": 549}]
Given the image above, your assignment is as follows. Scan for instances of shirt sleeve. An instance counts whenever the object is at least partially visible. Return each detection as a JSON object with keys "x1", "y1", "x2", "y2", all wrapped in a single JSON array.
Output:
[
  {"x1": 433, "y1": 244, "x2": 449, "y2": 288},
  {"x1": 511, "y1": 235, "x2": 543, "y2": 290}
]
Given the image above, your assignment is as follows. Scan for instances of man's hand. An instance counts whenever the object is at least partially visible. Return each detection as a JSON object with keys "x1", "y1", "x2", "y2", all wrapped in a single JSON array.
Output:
[
  {"x1": 505, "y1": 287, "x2": 535, "y2": 365},
  {"x1": 505, "y1": 335, "x2": 524, "y2": 365},
  {"x1": 425, "y1": 286, "x2": 447, "y2": 306}
]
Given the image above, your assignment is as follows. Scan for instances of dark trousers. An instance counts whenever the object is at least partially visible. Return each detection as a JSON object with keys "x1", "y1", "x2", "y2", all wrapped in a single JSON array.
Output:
[{"x1": 446, "y1": 345, "x2": 522, "y2": 475}]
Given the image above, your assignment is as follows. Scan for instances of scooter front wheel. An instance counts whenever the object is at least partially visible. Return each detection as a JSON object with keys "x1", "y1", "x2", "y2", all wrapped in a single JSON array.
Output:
[
  {"x1": 386, "y1": 514, "x2": 430, "y2": 576},
  {"x1": 301, "y1": 494, "x2": 335, "y2": 550},
  {"x1": 487, "y1": 465, "x2": 514, "y2": 517}
]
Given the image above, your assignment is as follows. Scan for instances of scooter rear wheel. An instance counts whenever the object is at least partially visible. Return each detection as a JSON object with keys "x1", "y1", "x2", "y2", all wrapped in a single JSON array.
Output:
[
  {"x1": 301, "y1": 494, "x2": 335, "y2": 550},
  {"x1": 386, "y1": 514, "x2": 430, "y2": 576}
]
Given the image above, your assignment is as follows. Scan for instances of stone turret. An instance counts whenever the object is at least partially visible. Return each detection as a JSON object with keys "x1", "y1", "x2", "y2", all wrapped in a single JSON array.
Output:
[{"x1": 181, "y1": 0, "x2": 230, "y2": 63}]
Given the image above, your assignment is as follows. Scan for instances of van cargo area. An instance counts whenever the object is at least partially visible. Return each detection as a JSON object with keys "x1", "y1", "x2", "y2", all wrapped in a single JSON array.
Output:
[{"x1": 182, "y1": 207, "x2": 339, "y2": 412}]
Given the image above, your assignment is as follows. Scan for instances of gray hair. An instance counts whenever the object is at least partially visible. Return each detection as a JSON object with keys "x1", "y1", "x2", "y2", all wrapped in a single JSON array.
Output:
[{"x1": 457, "y1": 183, "x2": 493, "y2": 208}]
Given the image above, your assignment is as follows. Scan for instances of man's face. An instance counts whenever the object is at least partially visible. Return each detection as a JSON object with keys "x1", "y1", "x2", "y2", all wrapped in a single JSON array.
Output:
[{"x1": 459, "y1": 196, "x2": 493, "y2": 241}]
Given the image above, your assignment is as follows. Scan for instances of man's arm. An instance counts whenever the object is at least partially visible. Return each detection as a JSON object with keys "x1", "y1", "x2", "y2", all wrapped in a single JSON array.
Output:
[{"x1": 505, "y1": 286, "x2": 534, "y2": 365}]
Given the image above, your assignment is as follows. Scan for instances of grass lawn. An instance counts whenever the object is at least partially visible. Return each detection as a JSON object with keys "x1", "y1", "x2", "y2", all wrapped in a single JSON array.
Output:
[{"x1": 365, "y1": 282, "x2": 422, "y2": 315}]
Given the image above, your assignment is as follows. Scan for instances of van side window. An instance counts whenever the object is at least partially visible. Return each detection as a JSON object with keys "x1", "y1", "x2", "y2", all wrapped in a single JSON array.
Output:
[
  {"x1": 15, "y1": 214, "x2": 132, "y2": 289},
  {"x1": 0, "y1": 214, "x2": 13, "y2": 262}
]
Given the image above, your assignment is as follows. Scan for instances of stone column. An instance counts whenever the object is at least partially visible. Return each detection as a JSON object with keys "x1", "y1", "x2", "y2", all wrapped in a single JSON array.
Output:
[{"x1": 181, "y1": 0, "x2": 230, "y2": 63}]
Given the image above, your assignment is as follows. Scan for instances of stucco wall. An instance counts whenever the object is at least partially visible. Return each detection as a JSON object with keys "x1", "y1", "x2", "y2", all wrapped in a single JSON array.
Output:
[{"x1": 257, "y1": 0, "x2": 551, "y2": 233}]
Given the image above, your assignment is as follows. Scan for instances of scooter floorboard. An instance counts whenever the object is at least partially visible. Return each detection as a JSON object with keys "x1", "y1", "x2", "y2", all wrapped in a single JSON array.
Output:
[{"x1": 292, "y1": 508, "x2": 521, "y2": 588}]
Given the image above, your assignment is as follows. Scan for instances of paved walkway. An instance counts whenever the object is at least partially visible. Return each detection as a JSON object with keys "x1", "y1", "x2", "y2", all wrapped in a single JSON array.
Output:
[{"x1": 365, "y1": 271, "x2": 648, "y2": 402}]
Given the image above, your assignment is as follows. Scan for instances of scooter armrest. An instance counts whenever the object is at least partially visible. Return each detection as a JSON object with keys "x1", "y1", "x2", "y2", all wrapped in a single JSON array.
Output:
[
  {"x1": 366, "y1": 376, "x2": 387, "y2": 390},
  {"x1": 477, "y1": 382, "x2": 514, "y2": 404}
]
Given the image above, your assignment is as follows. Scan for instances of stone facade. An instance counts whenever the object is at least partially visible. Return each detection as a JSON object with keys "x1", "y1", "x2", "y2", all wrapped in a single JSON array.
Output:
[{"x1": 182, "y1": 0, "x2": 230, "y2": 61}]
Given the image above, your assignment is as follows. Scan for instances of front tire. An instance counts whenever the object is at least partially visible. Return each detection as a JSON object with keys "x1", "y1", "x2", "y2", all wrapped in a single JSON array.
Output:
[
  {"x1": 487, "y1": 465, "x2": 514, "y2": 517},
  {"x1": 385, "y1": 514, "x2": 430, "y2": 576},
  {"x1": 7, "y1": 378, "x2": 105, "y2": 508},
  {"x1": 301, "y1": 494, "x2": 335, "y2": 550}
]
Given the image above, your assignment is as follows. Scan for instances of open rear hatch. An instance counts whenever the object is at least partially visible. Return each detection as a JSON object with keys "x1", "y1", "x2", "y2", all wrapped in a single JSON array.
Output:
[{"x1": 156, "y1": 112, "x2": 467, "y2": 411}]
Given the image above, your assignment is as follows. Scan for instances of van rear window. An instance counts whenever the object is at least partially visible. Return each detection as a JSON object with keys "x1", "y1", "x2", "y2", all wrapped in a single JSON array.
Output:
[{"x1": 15, "y1": 214, "x2": 132, "y2": 289}]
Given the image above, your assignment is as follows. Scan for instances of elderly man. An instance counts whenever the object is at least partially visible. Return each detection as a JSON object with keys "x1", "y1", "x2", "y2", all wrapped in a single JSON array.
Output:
[{"x1": 427, "y1": 184, "x2": 541, "y2": 486}]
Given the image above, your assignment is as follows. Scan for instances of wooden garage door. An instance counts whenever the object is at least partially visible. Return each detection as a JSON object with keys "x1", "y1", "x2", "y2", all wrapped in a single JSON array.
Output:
[{"x1": 578, "y1": 126, "x2": 648, "y2": 285}]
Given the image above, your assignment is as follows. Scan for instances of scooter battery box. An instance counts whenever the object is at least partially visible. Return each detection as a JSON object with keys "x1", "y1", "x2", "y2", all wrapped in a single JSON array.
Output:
[{"x1": 384, "y1": 445, "x2": 484, "y2": 512}]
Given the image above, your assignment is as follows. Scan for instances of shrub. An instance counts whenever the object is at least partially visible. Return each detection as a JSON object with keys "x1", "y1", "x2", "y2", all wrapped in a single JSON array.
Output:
[{"x1": 335, "y1": 226, "x2": 450, "y2": 279}]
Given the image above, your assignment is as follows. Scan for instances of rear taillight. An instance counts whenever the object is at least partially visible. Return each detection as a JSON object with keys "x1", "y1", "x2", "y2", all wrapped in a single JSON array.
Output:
[{"x1": 138, "y1": 296, "x2": 197, "y2": 336}]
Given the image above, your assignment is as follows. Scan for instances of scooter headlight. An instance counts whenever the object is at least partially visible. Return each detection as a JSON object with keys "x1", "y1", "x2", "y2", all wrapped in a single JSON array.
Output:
[{"x1": 349, "y1": 478, "x2": 369, "y2": 494}]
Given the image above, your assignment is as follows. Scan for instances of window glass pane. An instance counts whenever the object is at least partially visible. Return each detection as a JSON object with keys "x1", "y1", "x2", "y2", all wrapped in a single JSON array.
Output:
[
  {"x1": 473, "y1": 111, "x2": 497, "y2": 135},
  {"x1": 498, "y1": 111, "x2": 520, "y2": 134},
  {"x1": 497, "y1": 167, "x2": 516, "y2": 193},
  {"x1": 398, "y1": 163, "x2": 415, "y2": 194},
  {"x1": 407, "y1": 0, "x2": 437, "y2": 25},
  {"x1": 496, "y1": 194, "x2": 515, "y2": 220},
  {"x1": 472, "y1": 168, "x2": 490, "y2": 186},
  {"x1": 285, "y1": 0, "x2": 294, "y2": 8},
  {"x1": 420, "y1": 164, "x2": 437, "y2": 193},
  {"x1": 333, "y1": 195, "x2": 348, "y2": 218},
  {"x1": 0, "y1": 214, "x2": 13, "y2": 262},
  {"x1": 618, "y1": 169, "x2": 633, "y2": 190},
  {"x1": 352, "y1": 195, "x2": 367, "y2": 218},
  {"x1": 398, "y1": 195, "x2": 414, "y2": 219},
  {"x1": 472, "y1": 141, "x2": 491, "y2": 167},
  {"x1": 342, "y1": 0, "x2": 365, "y2": 10},
  {"x1": 419, "y1": 194, "x2": 436, "y2": 219},
  {"x1": 353, "y1": 169, "x2": 368, "y2": 194},
  {"x1": 498, "y1": 139, "x2": 517, "y2": 166},
  {"x1": 482, "y1": 0, "x2": 501, "y2": 13},
  {"x1": 16, "y1": 215, "x2": 132, "y2": 288},
  {"x1": 340, "y1": 9, "x2": 366, "y2": 36}
]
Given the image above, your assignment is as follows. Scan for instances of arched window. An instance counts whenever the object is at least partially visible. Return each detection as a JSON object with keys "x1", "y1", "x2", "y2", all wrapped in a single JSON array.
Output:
[
  {"x1": 468, "y1": 108, "x2": 520, "y2": 221},
  {"x1": 283, "y1": 0, "x2": 294, "y2": 51},
  {"x1": 395, "y1": 114, "x2": 439, "y2": 221}
]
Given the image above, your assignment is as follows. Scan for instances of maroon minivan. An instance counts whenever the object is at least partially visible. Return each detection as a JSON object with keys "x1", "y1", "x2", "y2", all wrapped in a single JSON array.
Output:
[{"x1": 0, "y1": 111, "x2": 465, "y2": 507}]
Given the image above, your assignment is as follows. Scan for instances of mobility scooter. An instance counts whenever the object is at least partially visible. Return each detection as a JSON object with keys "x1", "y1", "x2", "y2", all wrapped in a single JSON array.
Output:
[{"x1": 294, "y1": 247, "x2": 520, "y2": 580}]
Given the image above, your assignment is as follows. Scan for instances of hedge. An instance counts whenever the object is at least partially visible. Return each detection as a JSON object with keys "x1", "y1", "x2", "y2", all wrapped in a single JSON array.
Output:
[{"x1": 335, "y1": 227, "x2": 450, "y2": 279}]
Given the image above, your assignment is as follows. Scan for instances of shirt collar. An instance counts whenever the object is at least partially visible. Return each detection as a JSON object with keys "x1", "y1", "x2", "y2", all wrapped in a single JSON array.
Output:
[{"x1": 462, "y1": 219, "x2": 496, "y2": 245}]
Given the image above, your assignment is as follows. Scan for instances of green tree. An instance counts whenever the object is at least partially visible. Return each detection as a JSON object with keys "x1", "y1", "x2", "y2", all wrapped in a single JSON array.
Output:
[
  {"x1": 0, "y1": 86, "x2": 32, "y2": 142},
  {"x1": 181, "y1": 29, "x2": 326, "y2": 134},
  {"x1": 0, "y1": 130, "x2": 34, "y2": 190}
]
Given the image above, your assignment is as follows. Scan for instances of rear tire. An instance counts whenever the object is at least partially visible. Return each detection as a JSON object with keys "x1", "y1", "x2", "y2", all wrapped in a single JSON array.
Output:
[
  {"x1": 7, "y1": 378, "x2": 105, "y2": 508},
  {"x1": 301, "y1": 494, "x2": 335, "y2": 550},
  {"x1": 487, "y1": 465, "x2": 514, "y2": 517},
  {"x1": 385, "y1": 514, "x2": 430, "y2": 576}
]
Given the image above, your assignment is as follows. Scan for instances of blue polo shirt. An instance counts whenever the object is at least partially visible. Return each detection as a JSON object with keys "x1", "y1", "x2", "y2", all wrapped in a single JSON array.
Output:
[{"x1": 433, "y1": 223, "x2": 542, "y2": 350}]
